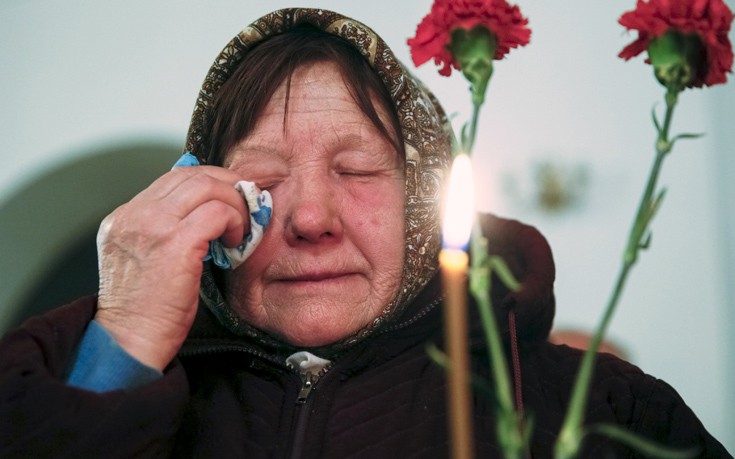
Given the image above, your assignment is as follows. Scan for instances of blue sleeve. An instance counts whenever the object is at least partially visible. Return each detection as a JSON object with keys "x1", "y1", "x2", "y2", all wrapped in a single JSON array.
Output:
[{"x1": 66, "y1": 320, "x2": 163, "y2": 392}]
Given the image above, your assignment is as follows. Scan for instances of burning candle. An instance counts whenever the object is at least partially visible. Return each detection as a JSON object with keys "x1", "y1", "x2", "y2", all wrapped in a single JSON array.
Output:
[{"x1": 440, "y1": 153, "x2": 475, "y2": 459}]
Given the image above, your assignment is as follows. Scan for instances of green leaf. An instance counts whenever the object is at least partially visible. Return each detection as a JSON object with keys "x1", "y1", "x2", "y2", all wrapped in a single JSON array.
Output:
[
  {"x1": 651, "y1": 105, "x2": 662, "y2": 134},
  {"x1": 425, "y1": 343, "x2": 497, "y2": 402},
  {"x1": 639, "y1": 231, "x2": 652, "y2": 250},
  {"x1": 426, "y1": 343, "x2": 449, "y2": 368},
  {"x1": 521, "y1": 414, "x2": 534, "y2": 452},
  {"x1": 649, "y1": 187, "x2": 667, "y2": 221},
  {"x1": 640, "y1": 188, "x2": 667, "y2": 232},
  {"x1": 460, "y1": 122, "x2": 470, "y2": 153},
  {"x1": 489, "y1": 256, "x2": 521, "y2": 292},
  {"x1": 673, "y1": 132, "x2": 704, "y2": 140},
  {"x1": 590, "y1": 424, "x2": 699, "y2": 459},
  {"x1": 470, "y1": 265, "x2": 490, "y2": 295},
  {"x1": 670, "y1": 132, "x2": 705, "y2": 148}
]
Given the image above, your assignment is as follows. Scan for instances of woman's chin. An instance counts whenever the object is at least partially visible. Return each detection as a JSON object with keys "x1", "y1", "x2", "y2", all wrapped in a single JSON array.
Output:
[
  {"x1": 278, "y1": 327, "x2": 356, "y2": 348},
  {"x1": 272, "y1": 316, "x2": 369, "y2": 349},
  {"x1": 249, "y1": 291, "x2": 380, "y2": 348}
]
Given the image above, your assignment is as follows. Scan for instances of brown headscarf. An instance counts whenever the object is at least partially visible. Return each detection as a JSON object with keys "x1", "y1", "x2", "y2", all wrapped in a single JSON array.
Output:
[{"x1": 185, "y1": 8, "x2": 453, "y2": 350}]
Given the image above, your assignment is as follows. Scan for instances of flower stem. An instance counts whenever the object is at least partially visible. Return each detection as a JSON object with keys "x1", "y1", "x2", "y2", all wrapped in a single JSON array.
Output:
[
  {"x1": 470, "y1": 224, "x2": 524, "y2": 457},
  {"x1": 463, "y1": 98, "x2": 526, "y2": 459},
  {"x1": 465, "y1": 102, "x2": 482, "y2": 154},
  {"x1": 554, "y1": 88, "x2": 679, "y2": 459}
]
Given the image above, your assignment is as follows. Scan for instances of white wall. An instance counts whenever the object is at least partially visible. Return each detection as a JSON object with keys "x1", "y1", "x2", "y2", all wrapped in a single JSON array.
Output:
[{"x1": 1, "y1": 0, "x2": 732, "y2": 451}]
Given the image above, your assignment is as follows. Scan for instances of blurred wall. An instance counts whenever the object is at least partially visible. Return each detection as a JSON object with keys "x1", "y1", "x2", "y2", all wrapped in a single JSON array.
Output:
[
  {"x1": 1, "y1": 0, "x2": 732, "y2": 451},
  {"x1": 0, "y1": 143, "x2": 180, "y2": 328}
]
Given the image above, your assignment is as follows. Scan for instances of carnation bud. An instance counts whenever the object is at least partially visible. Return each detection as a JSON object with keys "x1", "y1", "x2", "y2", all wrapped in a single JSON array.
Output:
[
  {"x1": 647, "y1": 30, "x2": 706, "y2": 92},
  {"x1": 448, "y1": 26, "x2": 498, "y2": 106}
]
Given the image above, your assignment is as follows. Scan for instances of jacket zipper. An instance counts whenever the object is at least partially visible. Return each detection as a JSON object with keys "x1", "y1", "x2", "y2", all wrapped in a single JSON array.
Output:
[
  {"x1": 181, "y1": 344, "x2": 332, "y2": 459},
  {"x1": 296, "y1": 371, "x2": 318, "y2": 403},
  {"x1": 284, "y1": 298, "x2": 440, "y2": 458},
  {"x1": 288, "y1": 361, "x2": 331, "y2": 459}
]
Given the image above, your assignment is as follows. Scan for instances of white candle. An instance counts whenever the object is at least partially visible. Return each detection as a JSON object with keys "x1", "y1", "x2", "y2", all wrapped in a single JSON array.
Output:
[{"x1": 440, "y1": 153, "x2": 475, "y2": 459}]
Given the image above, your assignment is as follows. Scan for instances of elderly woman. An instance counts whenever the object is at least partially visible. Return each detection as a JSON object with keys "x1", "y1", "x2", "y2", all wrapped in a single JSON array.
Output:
[{"x1": 0, "y1": 8, "x2": 727, "y2": 458}]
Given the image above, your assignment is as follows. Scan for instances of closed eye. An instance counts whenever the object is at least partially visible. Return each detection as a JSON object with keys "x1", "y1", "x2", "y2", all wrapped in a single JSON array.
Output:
[
  {"x1": 255, "y1": 179, "x2": 284, "y2": 190},
  {"x1": 339, "y1": 170, "x2": 375, "y2": 177}
]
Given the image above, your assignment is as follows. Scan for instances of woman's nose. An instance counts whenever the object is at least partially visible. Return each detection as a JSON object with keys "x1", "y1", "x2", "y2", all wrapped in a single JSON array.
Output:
[{"x1": 285, "y1": 179, "x2": 343, "y2": 245}]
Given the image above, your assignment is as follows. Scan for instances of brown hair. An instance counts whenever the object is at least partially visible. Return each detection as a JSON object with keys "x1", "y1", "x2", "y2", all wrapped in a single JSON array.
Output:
[{"x1": 203, "y1": 24, "x2": 405, "y2": 166}]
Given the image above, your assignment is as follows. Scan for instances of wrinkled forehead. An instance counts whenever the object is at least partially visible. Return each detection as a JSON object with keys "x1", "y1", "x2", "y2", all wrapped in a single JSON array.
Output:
[
  {"x1": 201, "y1": 23, "x2": 408, "y2": 169},
  {"x1": 223, "y1": 62, "x2": 403, "y2": 172}
]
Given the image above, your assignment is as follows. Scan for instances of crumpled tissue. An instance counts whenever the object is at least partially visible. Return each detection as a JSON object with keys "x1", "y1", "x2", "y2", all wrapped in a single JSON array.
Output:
[{"x1": 172, "y1": 152, "x2": 272, "y2": 269}]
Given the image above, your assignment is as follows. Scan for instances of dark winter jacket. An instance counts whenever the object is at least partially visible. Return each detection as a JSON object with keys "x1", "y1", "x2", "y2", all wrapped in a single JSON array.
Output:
[
  {"x1": 1, "y1": 8, "x2": 729, "y2": 458},
  {"x1": 0, "y1": 214, "x2": 728, "y2": 458}
]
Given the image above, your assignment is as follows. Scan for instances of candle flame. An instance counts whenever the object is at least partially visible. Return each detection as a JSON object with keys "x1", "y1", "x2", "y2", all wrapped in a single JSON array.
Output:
[{"x1": 442, "y1": 154, "x2": 475, "y2": 249}]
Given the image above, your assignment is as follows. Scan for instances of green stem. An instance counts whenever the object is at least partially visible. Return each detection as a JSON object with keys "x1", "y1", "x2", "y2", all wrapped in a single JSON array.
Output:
[
  {"x1": 462, "y1": 99, "x2": 525, "y2": 458},
  {"x1": 470, "y1": 223, "x2": 525, "y2": 459},
  {"x1": 626, "y1": 90, "x2": 677, "y2": 263},
  {"x1": 465, "y1": 102, "x2": 482, "y2": 154},
  {"x1": 464, "y1": 102, "x2": 509, "y2": 412},
  {"x1": 471, "y1": 227, "x2": 515, "y2": 416},
  {"x1": 452, "y1": 74, "x2": 529, "y2": 457},
  {"x1": 554, "y1": 89, "x2": 679, "y2": 459}
]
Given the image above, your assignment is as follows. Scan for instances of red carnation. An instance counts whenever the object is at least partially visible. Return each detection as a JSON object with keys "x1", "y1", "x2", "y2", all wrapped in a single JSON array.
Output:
[
  {"x1": 618, "y1": 0, "x2": 734, "y2": 88},
  {"x1": 408, "y1": 0, "x2": 531, "y2": 77}
]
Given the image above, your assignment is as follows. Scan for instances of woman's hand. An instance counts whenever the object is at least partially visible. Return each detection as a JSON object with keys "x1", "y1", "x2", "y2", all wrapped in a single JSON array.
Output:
[{"x1": 94, "y1": 165, "x2": 249, "y2": 371}]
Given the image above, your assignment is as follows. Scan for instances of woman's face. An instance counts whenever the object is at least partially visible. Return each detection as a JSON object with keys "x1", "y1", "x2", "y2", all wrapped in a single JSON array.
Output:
[{"x1": 223, "y1": 61, "x2": 406, "y2": 347}]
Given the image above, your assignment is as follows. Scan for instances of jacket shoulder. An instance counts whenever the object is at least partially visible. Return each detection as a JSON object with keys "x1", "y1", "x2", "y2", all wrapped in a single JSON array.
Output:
[{"x1": 525, "y1": 342, "x2": 730, "y2": 456}]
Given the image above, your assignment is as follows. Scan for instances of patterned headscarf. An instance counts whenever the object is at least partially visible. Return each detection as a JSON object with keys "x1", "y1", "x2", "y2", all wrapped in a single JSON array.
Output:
[{"x1": 186, "y1": 8, "x2": 453, "y2": 350}]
